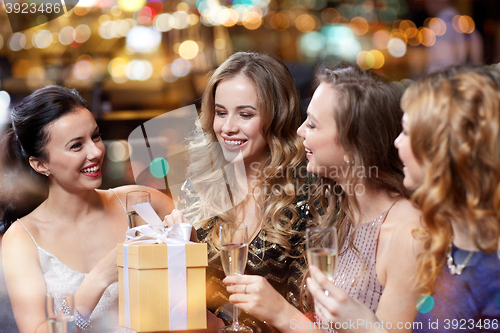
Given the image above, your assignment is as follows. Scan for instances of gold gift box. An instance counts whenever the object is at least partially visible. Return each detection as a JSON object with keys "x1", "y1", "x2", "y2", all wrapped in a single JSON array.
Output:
[{"x1": 117, "y1": 243, "x2": 208, "y2": 332}]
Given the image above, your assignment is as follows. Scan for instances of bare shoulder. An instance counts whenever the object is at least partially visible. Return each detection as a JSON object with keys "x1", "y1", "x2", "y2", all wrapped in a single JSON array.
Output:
[
  {"x1": 386, "y1": 199, "x2": 425, "y2": 260},
  {"x1": 2, "y1": 217, "x2": 40, "y2": 266},
  {"x1": 388, "y1": 199, "x2": 423, "y2": 230}
]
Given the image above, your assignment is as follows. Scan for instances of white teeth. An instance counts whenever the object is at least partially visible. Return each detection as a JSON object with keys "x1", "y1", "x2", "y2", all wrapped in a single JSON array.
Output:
[
  {"x1": 225, "y1": 140, "x2": 245, "y2": 146},
  {"x1": 81, "y1": 166, "x2": 99, "y2": 173},
  {"x1": 305, "y1": 148, "x2": 312, "y2": 153}
]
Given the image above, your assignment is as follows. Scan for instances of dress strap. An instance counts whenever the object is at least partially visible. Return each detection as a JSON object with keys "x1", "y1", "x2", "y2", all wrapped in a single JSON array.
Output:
[
  {"x1": 109, "y1": 188, "x2": 127, "y2": 213},
  {"x1": 380, "y1": 199, "x2": 399, "y2": 224},
  {"x1": 16, "y1": 219, "x2": 40, "y2": 248}
]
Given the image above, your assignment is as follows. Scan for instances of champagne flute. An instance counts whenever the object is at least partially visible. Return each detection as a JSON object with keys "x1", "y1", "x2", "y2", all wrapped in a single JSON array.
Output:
[
  {"x1": 45, "y1": 293, "x2": 76, "y2": 333},
  {"x1": 306, "y1": 227, "x2": 338, "y2": 282},
  {"x1": 219, "y1": 222, "x2": 253, "y2": 333},
  {"x1": 126, "y1": 190, "x2": 151, "y2": 228}
]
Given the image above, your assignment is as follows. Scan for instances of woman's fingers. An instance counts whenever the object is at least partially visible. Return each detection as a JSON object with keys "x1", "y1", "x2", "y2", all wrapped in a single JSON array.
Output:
[{"x1": 163, "y1": 209, "x2": 188, "y2": 227}]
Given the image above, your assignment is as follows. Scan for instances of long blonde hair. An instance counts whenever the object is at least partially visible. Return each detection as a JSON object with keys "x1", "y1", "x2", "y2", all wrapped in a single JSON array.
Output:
[
  {"x1": 402, "y1": 70, "x2": 500, "y2": 294},
  {"x1": 182, "y1": 52, "x2": 313, "y2": 259}
]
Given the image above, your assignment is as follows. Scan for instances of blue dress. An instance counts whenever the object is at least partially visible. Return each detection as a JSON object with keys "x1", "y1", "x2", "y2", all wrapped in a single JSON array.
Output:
[{"x1": 413, "y1": 244, "x2": 500, "y2": 332}]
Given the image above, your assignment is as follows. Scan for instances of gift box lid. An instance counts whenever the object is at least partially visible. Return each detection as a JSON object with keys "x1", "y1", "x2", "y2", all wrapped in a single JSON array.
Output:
[{"x1": 117, "y1": 243, "x2": 208, "y2": 269}]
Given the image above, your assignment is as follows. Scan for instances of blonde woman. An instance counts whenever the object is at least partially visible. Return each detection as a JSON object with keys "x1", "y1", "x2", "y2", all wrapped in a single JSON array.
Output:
[
  {"x1": 395, "y1": 70, "x2": 500, "y2": 331},
  {"x1": 172, "y1": 52, "x2": 321, "y2": 332}
]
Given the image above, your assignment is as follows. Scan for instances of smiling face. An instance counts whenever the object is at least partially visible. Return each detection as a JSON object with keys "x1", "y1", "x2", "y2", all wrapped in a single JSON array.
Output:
[
  {"x1": 37, "y1": 108, "x2": 105, "y2": 191},
  {"x1": 297, "y1": 83, "x2": 347, "y2": 180},
  {"x1": 394, "y1": 113, "x2": 425, "y2": 190},
  {"x1": 213, "y1": 74, "x2": 269, "y2": 166}
]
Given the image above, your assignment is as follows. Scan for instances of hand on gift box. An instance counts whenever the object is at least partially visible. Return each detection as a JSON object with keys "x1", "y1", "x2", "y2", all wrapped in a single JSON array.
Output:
[
  {"x1": 163, "y1": 209, "x2": 198, "y2": 242},
  {"x1": 93, "y1": 247, "x2": 119, "y2": 287},
  {"x1": 223, "y1": 275, "x2": 304, "y2": 331}
]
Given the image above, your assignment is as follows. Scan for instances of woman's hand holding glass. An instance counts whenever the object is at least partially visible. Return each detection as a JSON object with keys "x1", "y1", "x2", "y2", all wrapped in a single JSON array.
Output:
[
  {"x1": 219, "y1": 222, "x2": 252, "y2": 333},
  {"x1": 126, "y1": 190, "x2": 151, "y2": 228},
  {"x1": 306, "y1": 227, "x2": 338, "y2": 283},
  {"x1": 45, "y1": 293, "x2": 76, "y2": 333},
  {"x1": 307, "y1": 267, "x2": 380, "y2": 333}
]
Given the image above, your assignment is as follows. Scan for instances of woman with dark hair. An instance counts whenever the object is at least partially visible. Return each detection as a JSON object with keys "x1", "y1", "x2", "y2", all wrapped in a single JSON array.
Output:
[
  {"x1": 395, "y1": 70, "x2": 500, "y2": 331},
  {"x1": 301, "y1": 64, "x2": 424, "y2": 332},
  {"x1": 167, "y1": 52, "x2": 323, "y2": 332},
  {"x1": 0, "y1": 85, "x2": 175, "y2": 333}
]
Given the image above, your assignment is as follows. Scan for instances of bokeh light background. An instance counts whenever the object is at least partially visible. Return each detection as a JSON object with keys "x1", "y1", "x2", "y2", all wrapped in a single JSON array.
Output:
[{"x1": 1, "y1": 0, "x2": 500, "y2": 191}]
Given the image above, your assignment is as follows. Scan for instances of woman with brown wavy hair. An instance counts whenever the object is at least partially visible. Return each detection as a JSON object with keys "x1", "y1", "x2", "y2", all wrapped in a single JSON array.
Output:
[
  {"x1": 169, "y1": 52, "x2": 322, "y2": 332},
  {"x1": 394, "y1": 70, "x2": 500, "y2": 331},
  {"x1": 302, "y1": 63, "x2": 424, "y2": 332}
]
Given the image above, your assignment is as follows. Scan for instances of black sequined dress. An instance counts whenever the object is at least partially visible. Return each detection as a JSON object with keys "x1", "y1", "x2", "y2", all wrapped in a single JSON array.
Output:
[{"x1": 179, "y1": 181, "x2": 314, "y2": 333}]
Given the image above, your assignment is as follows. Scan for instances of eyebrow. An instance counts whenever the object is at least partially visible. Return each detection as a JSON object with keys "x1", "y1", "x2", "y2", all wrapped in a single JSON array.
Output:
[
  {"x1": 307, "y1": 112, "x2": 318, "y2": 123},
  {"x1": 215, "y1": 104, "x2": 257, "y2": 111},
  {"x1": 65, "y1": 126, "x2": 99, "y2": 147}
]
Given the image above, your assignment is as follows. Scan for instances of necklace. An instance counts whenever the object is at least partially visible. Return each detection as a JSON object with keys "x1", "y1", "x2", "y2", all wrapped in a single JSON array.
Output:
[{"x1": 446, "y1": 242, "x2": 474, "y2": 275}]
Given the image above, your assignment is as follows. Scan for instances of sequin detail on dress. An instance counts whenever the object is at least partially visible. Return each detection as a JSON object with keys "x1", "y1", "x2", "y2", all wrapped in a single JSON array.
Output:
[{"x1": 333, "y1": 202, "x2": 396, "y2": 312}]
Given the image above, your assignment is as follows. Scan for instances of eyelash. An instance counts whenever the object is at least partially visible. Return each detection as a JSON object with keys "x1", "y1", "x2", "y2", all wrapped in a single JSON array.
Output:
[
  {"x1": 215, "y1": 111, "x2": 254, "y2": 119},
  {"x1": 70, "y1": 133, "x2": 102, "y2": 150},
  {"x1": 307, "y1": 123, "x2": 315, "y2": 129}
]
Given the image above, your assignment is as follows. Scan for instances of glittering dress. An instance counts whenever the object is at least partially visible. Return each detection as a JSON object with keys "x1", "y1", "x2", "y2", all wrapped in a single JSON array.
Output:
[
  {"x1": 333, "y1": 202, "x2": 397, "y2": 312},
  {"x1": 413, "y1": 244, "x2": 500, "y2": 332},
  {"x1": 179, "y1": 180, "x2": 314, "y2": 333}
]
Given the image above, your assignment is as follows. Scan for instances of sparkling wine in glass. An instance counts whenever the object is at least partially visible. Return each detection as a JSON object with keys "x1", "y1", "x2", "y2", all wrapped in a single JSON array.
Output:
[
  {"x1": 126, "y1": 190, "x2": 151, "y2": 228},
  {"x1": 306, "y1": 227, "x2": 338, "y2": 281},
  {"x1": 219, "y1": 222, "x2": 253, "y2": 333},
  {"x1": 45, "y1": 293, "x2": 76, "y2": 333}
]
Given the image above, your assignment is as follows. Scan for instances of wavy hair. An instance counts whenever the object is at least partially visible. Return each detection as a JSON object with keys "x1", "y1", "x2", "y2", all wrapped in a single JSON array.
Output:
[
  {"x1": 402, "y1": 70, "x2": 500, "y2": 294},
  {"x1": 181, "y1": 52, "x2": 315, "y2": 260},
  {"x1": 314, "y1": 63, "x2": 407, "y2": 254}
]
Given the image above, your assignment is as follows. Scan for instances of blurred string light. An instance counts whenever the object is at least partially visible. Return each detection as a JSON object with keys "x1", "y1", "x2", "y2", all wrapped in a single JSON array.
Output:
[
  {"x1": 126, "y1": 26, "x2": 161, "y2": 53},
  {"x1": 118, "y1": 0, "x2": 145, "y2": 12},
  {"x1": 34, "y1": 30, "x2": 52, "y2": 49},
  {"x1": 356, "y1": 50, "x2": 384, "y2": 70},
  {"x1": 373, "y1": 30, "x2": 390, "y2": 49},
  {"x1": 299, "y1": 25, "x2": 361, "y2": 60},
  {"x1": 73, "y1": 55, "x2": 94, "y2": 80},
  {"x1": 387, "y1": 37, "x2": 406, "y2": 57},
  {"x1": 8, "y1": 33, "x2": 26, "y2": 51},
  {"x1": 453, "y1": 15, "x2": 475, "y2": 34},
  {"x1": 179, "y1": 40, "x2": 199, "y2": 60},
  {"x1": 59, "y1": 26, "x2": 75, "y2": 45},
  {"x1": 154, "y1": 13, "x2": 175, "y2": 32},
  {"x1": 126, "y1": 60, "x2": 153, "y2": 81},
  {"x1": 161, "y1": 58, "x2": 191, "y2": 82},
  {"x1": 107, "y1": 140, "x2": 130, "y2": 162},
  {"x1": 108, "y1": 57, "x2": 128, "y2": 83}
]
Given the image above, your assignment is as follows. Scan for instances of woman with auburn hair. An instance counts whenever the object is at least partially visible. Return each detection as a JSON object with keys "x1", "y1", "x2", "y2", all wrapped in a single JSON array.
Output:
[
  {"x1": 168, "y1": 52, "x2": 322, "y2": 332},
  {"x1": 394, "y1": 70, "x2": 500, "y2": 330},
  {"x1": 0, "y1": 85, "x2": 175, "y2": 333},
  {"x1": 301, "y1": 63, "x2": 424, "y2": 332}
]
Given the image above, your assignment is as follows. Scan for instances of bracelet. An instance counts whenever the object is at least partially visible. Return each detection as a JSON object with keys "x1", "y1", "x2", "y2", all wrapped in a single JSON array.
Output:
[{"x1": 61, "y1": 299, "x2": 91, "y2": 330}]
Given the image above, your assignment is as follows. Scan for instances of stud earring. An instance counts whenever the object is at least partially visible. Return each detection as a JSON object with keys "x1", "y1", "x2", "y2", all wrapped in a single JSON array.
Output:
[{"x1": 45, "y1": 173, "x2": 49, "y2": 177}]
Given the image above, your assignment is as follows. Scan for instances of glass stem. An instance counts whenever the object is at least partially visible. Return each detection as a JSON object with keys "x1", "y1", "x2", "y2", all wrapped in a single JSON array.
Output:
[{"x1": 232, "y1": 304, "x2": 240, "y2": 327}]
